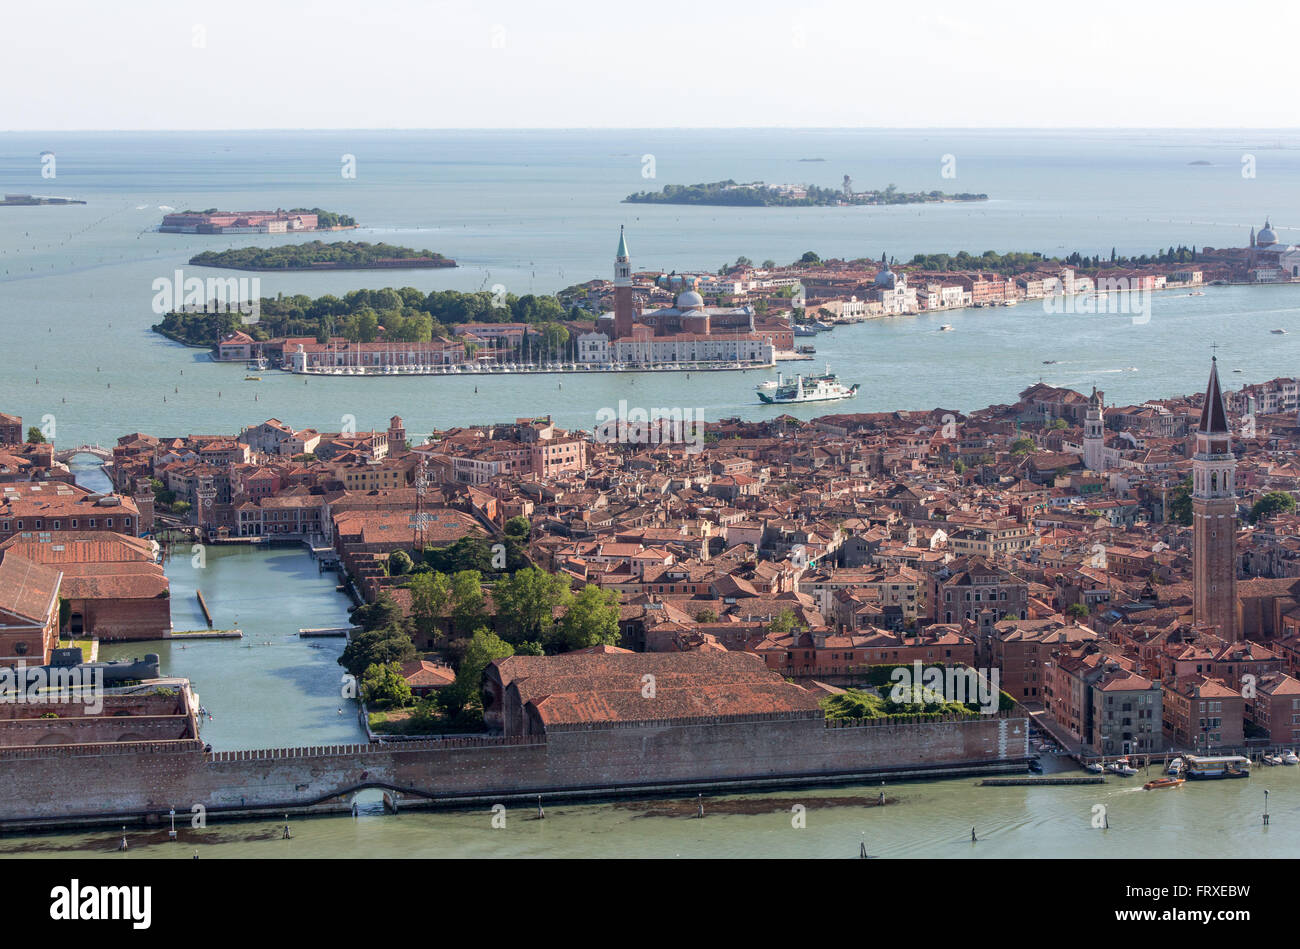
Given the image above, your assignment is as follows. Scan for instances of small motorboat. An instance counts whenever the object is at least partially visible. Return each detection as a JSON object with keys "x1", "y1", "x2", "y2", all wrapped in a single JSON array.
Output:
[
  {"x1": 1042, "y1": 359, "x2": 1058, "y2": 365},
  {"x1": 1108, "y1": 759, "x2": 1138, "y2": 776},
  {"x1": 244, "y1": 375, "x2": 261, "y2": 381},
  {"x1": 939, "y1": 324, "x2": 954, "y2": 332},
  {"x1": 1271, "y1": 329, "x2": 1287, "y2": 335},
  {"x1": 1283, "y1": 750, "x2": 1299, "y2": 765},
  {"x1": 1085, "y1": 762, "x2": 1105, "y2": 774},
  {"x1": 1262, "y1": 753, "x2": 1283, "y2": 766},
  {"x1": 1167, "y1": 757, "x2": 1184, "y2": 775},
  {"x1": 1028, "y1": 758, "x2": 1043, "y2": 774},
  {"x1": 1144, "y1": 776, "x2": 1184, "y2": 790}
]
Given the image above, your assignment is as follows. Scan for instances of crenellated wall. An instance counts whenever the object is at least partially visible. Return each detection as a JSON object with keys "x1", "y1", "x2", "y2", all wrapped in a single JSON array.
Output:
[{"x1": 0, "y1": 715, "x2": 1028, "y2": 828}]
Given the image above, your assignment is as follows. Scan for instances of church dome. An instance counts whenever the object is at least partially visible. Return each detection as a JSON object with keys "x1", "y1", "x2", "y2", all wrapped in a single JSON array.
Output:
[
  {"x1": 676, "y1": 289, "x2": 705, "y2": 310},
  {"x1": 1257, "y1": 219, "x2": 1278, "y2": 247},
  {"x1": 873, "y1": 267, "x2": 896, "y2": 289}
]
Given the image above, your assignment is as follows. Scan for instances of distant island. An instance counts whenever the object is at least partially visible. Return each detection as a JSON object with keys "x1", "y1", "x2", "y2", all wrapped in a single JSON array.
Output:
[
  {"x1": 624, "y1": 179, "x2": 987, "y2": 207},
  {"x1": 189, "y1": 241, "x2": 456, "y2": 272},
  {"x1": 1, "y1": 193, "x2": 85, "y2": 206},
  {"x1": 159, "y1": 207, "x2": 357, "y2": 234}
]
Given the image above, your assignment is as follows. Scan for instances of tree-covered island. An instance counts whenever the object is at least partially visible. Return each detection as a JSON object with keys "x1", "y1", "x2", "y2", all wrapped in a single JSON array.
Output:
[
  {"x1": 152, "y1": 287, "x2": 578, "y2": 348},
  {"x1": 188, "y1": 241, "x2": 456, "y2": 271},
  {"x1": 625, "y1": 180, "x2": 987, "y2": 207}
]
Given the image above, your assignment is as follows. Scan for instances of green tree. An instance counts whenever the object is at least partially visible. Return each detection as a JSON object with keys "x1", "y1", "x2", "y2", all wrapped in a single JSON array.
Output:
[
  {"x1": 406, "y1": 570, "x2": 452, "y2": 644},
  {"x1": 1065, "y1": 603, "x2": 1090, "y2": 620},
  {"x1": 770, "y1": 608, "x2": 798, "y2": 634},
  {"x1": 695, "y1": 608, "x2": 718, "y2": 623},
  {"x1": 442, "y1": 628, "x2": 514, "y2": 717},
  {"x1": 1167, "y1": 477, "x2": 1193, "y2": 526},
  {"x1": 26, "y1": 426, "x2": 45, "y2": 444},
  {"x1": 492, "y1": 567, "x2": 571, "y2": 645},
  {"x1": 350, "y1": 591, "x2": 406, "y2": 633},
  {"x1": 1250, "y1": 491, "x2": 1296, "y2": 525},
  {"x1": 338, "y1": 624, "x2": 417, "y2": 678},
  {"x1": 360, "y1": 661, "x2": 413, "y2": 709},
  {"x1": 504, "y1": 515, "x2": 531, "y2": 539},
  {"x1": 450, "y1": 570, "x2": 488, "y2": 633},
  {"x1": 799, "y1": 251, "x2": 821, "y2": 264},
  {"x1": 388, "y1": 549, "x2": 414, "y2": 577},
  {"x1": 424, "y1": 535, "x2": 493, "y2": 573},
  {"x1": 1010, "y1": 437, "x2": 1036, "y2": 456},
  {"x1": 558, "y1": 584, "x2": 622, "y2": 651}
]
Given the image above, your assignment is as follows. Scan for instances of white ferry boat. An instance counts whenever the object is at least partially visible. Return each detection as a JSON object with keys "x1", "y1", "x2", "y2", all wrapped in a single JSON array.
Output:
[{"x1": 757, "y1": 367, "x2": 858, "y2": 405}]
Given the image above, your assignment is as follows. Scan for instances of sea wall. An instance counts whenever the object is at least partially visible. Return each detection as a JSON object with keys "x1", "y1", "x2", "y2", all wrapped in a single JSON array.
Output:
[{"x1": 0, "y1": 715, "x2": 1028, "y2": 828}]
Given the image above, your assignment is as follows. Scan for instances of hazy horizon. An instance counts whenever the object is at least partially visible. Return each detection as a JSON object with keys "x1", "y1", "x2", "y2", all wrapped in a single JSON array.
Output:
[{"x1": 6, "y1": 0, "x2": 1297, "y2": 131}]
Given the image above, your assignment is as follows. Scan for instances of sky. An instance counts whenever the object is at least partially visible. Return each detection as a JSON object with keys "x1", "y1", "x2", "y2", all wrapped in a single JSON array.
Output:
[{"x1": 3, "y1": 0, "x2": 1297, "y2": 130}]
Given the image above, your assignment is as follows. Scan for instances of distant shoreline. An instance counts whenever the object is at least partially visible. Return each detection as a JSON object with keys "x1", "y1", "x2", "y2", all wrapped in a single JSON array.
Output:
[
  {"x1": 625, "y1": 179, "x2": 988, "y2": 208},
  {"x1": 188, "y1": 258, "x2": 456, "y2": 272},
  {"x1": 0, "y1": 195, "x2": 86, "y2": 206}
]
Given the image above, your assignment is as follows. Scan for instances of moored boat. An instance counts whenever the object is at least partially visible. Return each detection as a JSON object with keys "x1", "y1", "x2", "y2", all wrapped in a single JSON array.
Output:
[
  {"x1": 1283, "y1": 750, "x2": 1299, "y2": 765},
  {"x1": 1167, "y1": 757, "x2": 1184, "y2": 775},
  {"x1": 1185, "y1": 754, "x2": 1252, "y2": 779}
]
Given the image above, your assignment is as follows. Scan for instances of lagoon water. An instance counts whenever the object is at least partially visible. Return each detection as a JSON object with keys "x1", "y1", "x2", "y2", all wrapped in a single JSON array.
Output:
[
  {"x1": 5, "y1": 129, "x2": 1300, "y2": 856},
  {"x1": 2, "y1": 130, "x2": 1299, "y2": 446},
  {"x1": 6, "y1": 754, "x2": 1299, "y2": 859}
]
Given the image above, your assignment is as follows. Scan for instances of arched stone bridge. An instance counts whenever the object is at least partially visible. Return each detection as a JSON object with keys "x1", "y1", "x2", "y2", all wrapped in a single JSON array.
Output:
[{"x1": 54, "y1": 444, "x2": 113, "y2": 463}]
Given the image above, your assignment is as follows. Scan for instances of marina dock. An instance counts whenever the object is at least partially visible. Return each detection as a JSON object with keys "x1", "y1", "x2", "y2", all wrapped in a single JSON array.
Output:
[
  {"x1": 298, "y1": 627, "x2": 359, "y2": 639},
  {"x1": 167, "y1": 629, "x2": 242, "y2": 640},
  {"x1": 196, "y1": 589, "x2": 213, "y2": 627},
  {"x1": 981, "y1": 776, "x2": 1106, "y2": 786}
]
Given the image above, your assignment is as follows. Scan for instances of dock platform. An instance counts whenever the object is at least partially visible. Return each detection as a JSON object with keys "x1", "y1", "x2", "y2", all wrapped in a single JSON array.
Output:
[
  {"x1": 298, "y1": 627, "x2": 359, "y2": 638},
  {"x1": 980, "y1": 776, "x2": 1106, "y2": 786}
]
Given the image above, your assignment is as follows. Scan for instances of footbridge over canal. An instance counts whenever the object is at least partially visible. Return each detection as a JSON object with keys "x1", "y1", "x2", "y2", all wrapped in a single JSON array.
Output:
[{"x1": 53, "y1": 444, "x2": 114, "y2": 464}]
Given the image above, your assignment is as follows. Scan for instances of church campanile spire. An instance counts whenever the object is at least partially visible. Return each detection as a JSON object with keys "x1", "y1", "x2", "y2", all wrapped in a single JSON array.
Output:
[
  {"x1": 613, "y1": 226, "x2": 634, "y2": 339},
  {"x1": 1192, "y1": 356, "x2": 1238, "y2": 639}
]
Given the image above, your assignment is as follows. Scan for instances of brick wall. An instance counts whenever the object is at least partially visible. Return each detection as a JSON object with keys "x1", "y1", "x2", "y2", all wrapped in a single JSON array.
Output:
[{"x1": 0, "y1": 716, "x2": 1027, "y2": 825}]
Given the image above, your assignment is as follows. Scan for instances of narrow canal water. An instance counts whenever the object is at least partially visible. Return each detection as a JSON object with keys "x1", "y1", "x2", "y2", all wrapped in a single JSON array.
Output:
[{"x1": 97, "y1": 543, "x2": 366, "y2": 752}]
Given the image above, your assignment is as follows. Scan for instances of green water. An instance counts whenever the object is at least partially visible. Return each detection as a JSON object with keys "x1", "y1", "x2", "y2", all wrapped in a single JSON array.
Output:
[{"x1": 4, "y1": 764, "x2": 1296, "y2": 859}]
